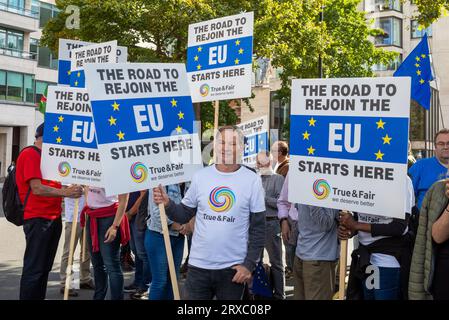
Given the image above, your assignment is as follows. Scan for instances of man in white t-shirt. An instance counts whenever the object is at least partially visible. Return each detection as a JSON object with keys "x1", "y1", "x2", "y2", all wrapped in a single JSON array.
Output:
[{"x1": 153, "y1": 125, "x2": 266, "y2": 300}]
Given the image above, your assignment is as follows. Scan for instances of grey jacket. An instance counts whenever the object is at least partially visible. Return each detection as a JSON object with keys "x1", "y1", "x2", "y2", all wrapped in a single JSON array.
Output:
[{"x1": 260, "y1": 173, "x2": 285, "y2": 218}]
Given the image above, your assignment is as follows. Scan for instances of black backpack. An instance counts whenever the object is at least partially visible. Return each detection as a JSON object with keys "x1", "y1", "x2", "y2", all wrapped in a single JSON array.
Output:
[{"x1": 2, "y1": 146, "x2": 40, "y2": 226}]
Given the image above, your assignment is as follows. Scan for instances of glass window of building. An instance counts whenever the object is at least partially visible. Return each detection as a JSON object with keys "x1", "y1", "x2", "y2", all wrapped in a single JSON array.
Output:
[
  {"x1": 365, "y1": 0, "x2": 402, "y2": 12},
  {"x1": 0, "y1": 70, "x2": 6, "y2": 100},
  {"x1": 0, "y1": 28, "x2": 6, "y2": 49},
  {"x1": 24, "y1": 74, "x2": 34, "y2": 103},
  {"x1": 38, "y1": 46, "x2": 58, "y2": 69},
  {"x1": 29, "y1": 38, "x2": 38, "y2": 60},
  {"x1": 6, "y1": 71, "x2": 23, "y2": 102},
  {"x1": 375, "y1": 17, "x2": 402, "y2": 47},
  {"x1": 31, "y1": 0, "x2": 39, "y2": 15},
  {"x1": 270, "y1": 91, "x2": 290, "y2": 141},
  {"x1": 411, "y1": 20, "x2": 432, "y2": 38},
  {"x1": 39, "y1": 2, "x2": 59, "y2": 28},
  {"x1": 35, "y1": 80, "x2": 52, "y2": 103},
  {"x1": 0, "y1": 27, "x2": 24, "y2": 56},
  {"x1": 372, "y1": 54, "x2": 402, "y2": 71}
]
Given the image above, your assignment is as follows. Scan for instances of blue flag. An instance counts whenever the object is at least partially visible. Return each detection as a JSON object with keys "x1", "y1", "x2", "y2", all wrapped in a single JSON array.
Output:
[
  {"x1": 251, "y1": 262, "x2": 273, "y2": 298},
  {"x1": 394, "y1": 33, "x2": 433, "y2": 110}
]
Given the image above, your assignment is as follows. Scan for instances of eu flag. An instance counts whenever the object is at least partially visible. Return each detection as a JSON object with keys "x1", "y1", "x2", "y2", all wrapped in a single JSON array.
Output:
[{"x1": 394, "y1": 33, "x2": 433, "y2": 110}]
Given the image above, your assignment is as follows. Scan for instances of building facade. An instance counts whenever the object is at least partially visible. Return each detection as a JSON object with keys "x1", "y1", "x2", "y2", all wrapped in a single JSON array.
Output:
[{"x1": 0, "y1": 0, "x2": 58, "y2": 178}]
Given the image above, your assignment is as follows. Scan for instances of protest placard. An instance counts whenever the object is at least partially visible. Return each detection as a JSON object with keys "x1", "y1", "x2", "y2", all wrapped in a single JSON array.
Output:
[{"x1": 236, "y1": 115, "x2": 268, "y2": 167}]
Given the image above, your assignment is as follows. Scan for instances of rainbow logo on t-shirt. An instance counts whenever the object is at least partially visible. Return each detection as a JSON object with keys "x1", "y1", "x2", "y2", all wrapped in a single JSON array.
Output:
[
  {"x1": 58, "y1": 161, "x2": 71, "y2": 177},
  {"x1": 208, "y1": 186, "x2": 236, "y2": 213}
]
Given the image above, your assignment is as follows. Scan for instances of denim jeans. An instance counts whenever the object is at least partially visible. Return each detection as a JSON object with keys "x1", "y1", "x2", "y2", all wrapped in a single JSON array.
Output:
[
  {"x1": 144, "y1": 229, "x2": 184, "y2": 300},
  {"x1": 129, "y1": 218, "x2": 151, "y2": 290},
  {"x1": 87, "y1": 216, "x2": 123, "y2": 300},
  {"x1": 185, "y1": 265, "x2": 246, "y2": 300},
  {"x1": 20, "y1": 217, "x2": 62, "y2": 300},
  {"x1": 363, "y1": 266, "x2": 401, "y2": 300}
]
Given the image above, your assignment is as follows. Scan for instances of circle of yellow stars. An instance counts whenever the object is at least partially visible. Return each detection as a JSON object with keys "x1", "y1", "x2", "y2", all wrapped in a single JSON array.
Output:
[
  {"x1": 414, "y1": 54, "x2": 428, "y2": 85},
  {"x1": 194, "y1": 38, "x2": 244, "y2": 71},
  {"x1": 302, "y1": 117, "x2": 393, "y2": 160},
  {"x1": 107, "y1": 99, "x2": 186, "y2": 141}
]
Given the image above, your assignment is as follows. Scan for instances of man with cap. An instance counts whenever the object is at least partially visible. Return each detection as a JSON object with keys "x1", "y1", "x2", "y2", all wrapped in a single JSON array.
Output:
[{"x1": 16, "y1": 123, "x2": 83, "y2": 300}]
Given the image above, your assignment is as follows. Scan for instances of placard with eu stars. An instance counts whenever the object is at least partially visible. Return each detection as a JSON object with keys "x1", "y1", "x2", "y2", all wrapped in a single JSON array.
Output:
[
  {"x1": 288, "y1": 77, "x2": 411, "y2": 219},
  {"x1": 84, "y1": 63, "x2": 203, "y2": 196},
  {"x1": 41, "y1": 86, "x2": 104, "y2": 187},
  {"x1": 236, "y1": 115, "x2": 269, "y2": 168},
  {"x1": 187, "y1": 12, "x2": 253, "y2": 102},
  {"x1": 57, "y1": 38, "x2": 128, "y2": 88}
]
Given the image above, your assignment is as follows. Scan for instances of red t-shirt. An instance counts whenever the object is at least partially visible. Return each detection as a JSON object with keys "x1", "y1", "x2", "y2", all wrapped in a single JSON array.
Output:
[{"x1": 15, "y1": 147, "x2": 62, "y2": 220}]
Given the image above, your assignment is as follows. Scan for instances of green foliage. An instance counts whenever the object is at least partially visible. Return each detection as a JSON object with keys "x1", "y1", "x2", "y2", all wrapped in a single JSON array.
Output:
[
  {"x1": 41, "y1": 0, "x2": 394, "y2": 131},
  {"x1": 414, "y1": 0, "x2": 449, "y2": 26}
]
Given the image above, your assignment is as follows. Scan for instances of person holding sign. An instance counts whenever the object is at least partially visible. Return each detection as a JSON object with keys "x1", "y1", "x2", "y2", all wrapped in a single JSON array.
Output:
[
  {"x1": 16, "y1": 123, "x2": 84, "y2": 300},
  {"x1": 153, "y1": 125, "x2": 266, "y2": 300},
  {"x1": 409, "y1": 178, "x2": 449, "y2": 300},
  {"x1": 81, "y1": 187, "x2": 129, "y2": 300},
  {"x1": 338, "y1": 176, "x2": 414, "y2": 300}
]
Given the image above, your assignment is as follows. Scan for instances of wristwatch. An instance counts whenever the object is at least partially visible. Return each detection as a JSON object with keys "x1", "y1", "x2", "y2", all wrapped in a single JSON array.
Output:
[{"x1": 112, "y1": 224, "x2": 120, "y2": 230}]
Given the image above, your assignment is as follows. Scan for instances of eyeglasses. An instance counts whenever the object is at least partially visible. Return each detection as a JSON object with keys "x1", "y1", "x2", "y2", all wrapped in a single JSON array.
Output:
[{"x1": 436, "y1": 142, "x2": 449, "y2": 147}]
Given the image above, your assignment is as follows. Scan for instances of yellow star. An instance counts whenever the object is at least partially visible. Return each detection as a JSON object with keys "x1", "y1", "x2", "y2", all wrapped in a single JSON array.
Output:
[
  {"x1": 53, "y1": 125, "x2": 59, "y2": 132},
  {"x1": 307, "y1": 146, "x2": 315, "y2": 155},
  {"x1": 421, "y1": 54, "x2": 426, "y2": 59},
  {"x1": 178, "y1": 111, "x2": 185, "y2": 119},
  {"x1": 416, "y1": 70, "x2": 421, "y2": 76},
  {"x1": 235, "y1": 39, "x2": 240, "y2": 46},
  {"x1": 56, "y1": 137, "x2": 62, "y2": 144},
  {"x1": 415, "y1": 56, "x2": 421, "y2": 62},
  {"x1": 194, "y1": 55, "x2": 199, "y2": 61},
  {"x1": 238, "y1": 48, "x2": 244, "y2": 54},
  {"x1": 197, "y1": 64, "x2": 202, "y2": 70},
  {"x1": 302, "y1": 131, "x2": 310, "y2": 140},
  {"x1": 415, "y1": 63, "x2": 420, "y2": 68},
  {"x1": 74, "y1": 81, "x2": 78, "y2": 86},
  {"x1": 77, "y1": 71, "x2": 81, "y2": 77},
  {"x1": 197, "y1": 46, "x2": 202, "y2": 52},
  {"x1": 108, "y1": 116, "x2": 117, "y2": 126},
  {"x1": 171, "y1": 98, "x2": 178, "y2": 107},
  {"x1": 376, "y1": 118, "x2": 386, "y2": 129},
  {"x1": 382, "y1": 134, "x2": 392, "y2": 144},
  {"x1": 112, "y1": 101, "x2": 120, "y2": 111},
  {"x1": 308, "y1": 117, "x2": 316, "y2": 126},
  {"x1": 117, "y1": 131, "x2": 125, "y2": 140},
  {"x1": 234, "y1": 58, "x2": 240, "y2": 65},
  {"x1": 67, "y1": 71, "x2": 71, "y2": 76},
  {"x1": 374, "y1": 150, "x2": 384, "y2": 160},
  {"x1": 176, "y1": 125, "x2": 182, "y2": 134},
  {"x1": 420, "y1": 79, "x2": 425, "y2": 84},
  {"x1": 58, "y1": 115, "x2": 64, "y2": 122}
]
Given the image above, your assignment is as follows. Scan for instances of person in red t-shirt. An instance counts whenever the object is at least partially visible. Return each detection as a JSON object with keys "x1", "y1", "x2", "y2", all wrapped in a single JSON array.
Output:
[{"x1": 16, "y1": 123, "x2": 83, "y2": 300}]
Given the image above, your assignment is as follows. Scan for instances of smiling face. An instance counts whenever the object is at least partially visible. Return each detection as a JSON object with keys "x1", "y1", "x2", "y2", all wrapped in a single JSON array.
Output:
[{"x1": 215, "y1": 128, "x2": 243, "y2": 165}]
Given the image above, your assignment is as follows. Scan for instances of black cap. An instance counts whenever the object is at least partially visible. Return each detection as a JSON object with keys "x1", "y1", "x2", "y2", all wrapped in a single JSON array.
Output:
[{"x1": 35, "y1": 123, "x2": 44, "y2": 138}]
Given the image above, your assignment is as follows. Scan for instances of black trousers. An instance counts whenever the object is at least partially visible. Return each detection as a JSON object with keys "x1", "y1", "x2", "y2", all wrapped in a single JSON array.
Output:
[{"x1": 20, "y1": 217, "x2": 62, "y2": 300}]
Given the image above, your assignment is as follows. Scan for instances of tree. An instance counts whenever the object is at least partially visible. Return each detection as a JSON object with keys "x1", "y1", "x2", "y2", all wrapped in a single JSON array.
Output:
[
  {"x1": 414, "y1": 0, "x2": 449, "y2": 26},
  {"x1": 41, "y1": 0, "x2": 393, "y2": 136}
]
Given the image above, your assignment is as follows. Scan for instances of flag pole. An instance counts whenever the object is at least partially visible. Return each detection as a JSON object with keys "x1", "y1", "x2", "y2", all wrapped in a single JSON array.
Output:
[{"x1": 427, "y1": 34, "x2": 445, "y2": 128}]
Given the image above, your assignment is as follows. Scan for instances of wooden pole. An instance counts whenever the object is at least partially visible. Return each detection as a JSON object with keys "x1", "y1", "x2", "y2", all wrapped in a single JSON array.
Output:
[
  {"x1": 339, "y1": 239, "x2": 348, "y2": 300},
  {"x1": 158, "y1": 203, "x2": 180, "y2": 300},
  {"x1": 64, "y1": 198, "x2": 79, "y2": 300}
]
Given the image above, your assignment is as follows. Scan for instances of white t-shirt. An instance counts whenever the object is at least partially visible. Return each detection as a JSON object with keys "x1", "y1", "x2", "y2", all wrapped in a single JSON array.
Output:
[
  {"x1": 182, "y1": 165, "x2": 266, "y2": 270},
  {"x1": 358, "y1": 176, "x2": 415, "y2": 268},
  {"x1": 64, "y1": 195, "x2": 85, "y2": 223},
  {"x1": 87, "y1": 187, "x2": 118, "y2": 209}
]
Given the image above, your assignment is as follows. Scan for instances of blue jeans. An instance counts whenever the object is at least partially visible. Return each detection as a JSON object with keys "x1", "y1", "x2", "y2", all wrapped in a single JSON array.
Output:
[
  {"x1": 144, "y1": 229, "x2": 184, "y2": 300},
  {"x1": 129, "y1": 218, "x2": 151, "y2": 290},
  {"x1": 87, "y1": 216, "x2": 123, "y2": 300},
  {"x1": 363, "y1": 266, "x2": 401, "y2": 300}
]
